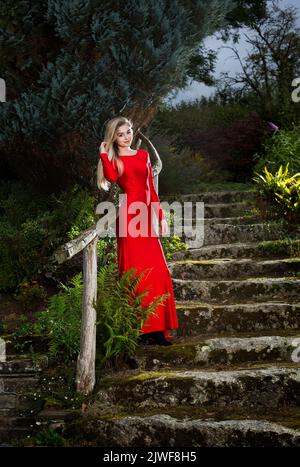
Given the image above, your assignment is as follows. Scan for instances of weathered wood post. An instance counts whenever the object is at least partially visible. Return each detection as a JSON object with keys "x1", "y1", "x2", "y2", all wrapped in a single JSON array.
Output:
[
  {"x1": 75, "y1": 235, "x2": 98, "y2": 395},
  {"x1": 0, "y1": 337, "x2": 6, "y2": 362}
]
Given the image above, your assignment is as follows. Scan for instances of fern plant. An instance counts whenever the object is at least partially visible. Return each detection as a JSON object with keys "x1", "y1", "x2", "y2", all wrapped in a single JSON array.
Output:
[
  {"x1": 35, "y1": 274, "x2": 83, "y2": 362},
  {"x1": 95, "y1": 262, "x2": 170, "y2": 365},
  {"x1": 32, "y1": 262, "x2": 170, "y2": 365}
]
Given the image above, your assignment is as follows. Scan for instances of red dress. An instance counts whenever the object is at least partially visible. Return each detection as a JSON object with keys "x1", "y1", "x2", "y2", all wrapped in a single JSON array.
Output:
[{"x1": 99, "y1": 148, "x2": 178, "y2": 338}]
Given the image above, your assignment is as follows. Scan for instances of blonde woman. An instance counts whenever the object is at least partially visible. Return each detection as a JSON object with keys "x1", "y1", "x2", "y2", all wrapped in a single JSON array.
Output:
[{"x1": 97, "y1": 116, "x2": 178, "y2": 345}]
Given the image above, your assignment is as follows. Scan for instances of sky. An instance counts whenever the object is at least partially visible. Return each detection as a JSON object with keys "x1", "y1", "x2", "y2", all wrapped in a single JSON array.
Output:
[{"x1": 166, "y1": 0, "x2": 299, "y2": 106}]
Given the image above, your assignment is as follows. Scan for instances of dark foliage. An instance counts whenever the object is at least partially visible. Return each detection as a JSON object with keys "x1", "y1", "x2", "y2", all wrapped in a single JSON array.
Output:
[
  {"x1": 0, "y1": 0, "x2": 267, "y2": 193},
  {"x1": 177, "y1": 112, "x2": 273, "y2": 181}
]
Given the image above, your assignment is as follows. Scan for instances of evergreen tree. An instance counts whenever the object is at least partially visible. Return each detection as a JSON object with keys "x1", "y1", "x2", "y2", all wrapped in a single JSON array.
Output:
[{"x1": 0, "y1": 0, "x2": 267, "y2": 192}]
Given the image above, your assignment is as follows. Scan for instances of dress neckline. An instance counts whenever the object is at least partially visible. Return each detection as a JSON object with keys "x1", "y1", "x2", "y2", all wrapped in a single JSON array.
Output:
[{"x1": 119, "y1": 149, "x2": 139, "y2": 157}]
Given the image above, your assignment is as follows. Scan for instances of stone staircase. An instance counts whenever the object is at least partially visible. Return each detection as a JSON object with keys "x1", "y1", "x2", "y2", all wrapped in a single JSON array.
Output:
[
  {"x1": 61, "y1": 189, "x2": 300, "y2": 447},
  {"x1": 0, "y1": 355, "x2": 48, "y2": 446}
]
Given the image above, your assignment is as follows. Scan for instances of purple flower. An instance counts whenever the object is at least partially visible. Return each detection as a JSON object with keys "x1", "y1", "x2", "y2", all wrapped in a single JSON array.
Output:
[{"x1": 268, "y1": 122, "x2": 279, "y2": 133}]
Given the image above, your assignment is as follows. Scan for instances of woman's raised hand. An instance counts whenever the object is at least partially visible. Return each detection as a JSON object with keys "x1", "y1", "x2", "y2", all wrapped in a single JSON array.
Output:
[{"x1": 99, "y1": 141, "x2": 107, "y2": 154}]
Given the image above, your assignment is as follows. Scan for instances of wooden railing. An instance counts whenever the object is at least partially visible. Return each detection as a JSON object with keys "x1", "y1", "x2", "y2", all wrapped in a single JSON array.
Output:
[{"x1": 52, "y1": 145, "x2": 162, "y2": 395}]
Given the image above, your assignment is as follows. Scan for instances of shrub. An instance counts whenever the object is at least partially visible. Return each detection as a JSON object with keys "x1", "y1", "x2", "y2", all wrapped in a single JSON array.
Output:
[
  {"x1": 0, "y1": 180, "x2": 97, "y2": 291},
  {"x1": 97, "y1": 236, "x2": 117, "y2": 268},
  {"x1": 34, "y1": 427, "x2": 67, "y2": 447},
  {"x1": 179, "y1": 112, "x2": 270, "y2": 182},
  {"x1": 253, "y1": 163, "x2": 300, "y2": 223},
  {"x1": 253, "y1": 127, "x2": 300, "y2": 175},
  {"x1": 34, "y1": 273, "x2": 84, "y2": 362},
  {"x1": 160, "y1": 234, "x2": 188, "y2": 261},
  {"x1": 153, "y1": 102, "x2": 270, "y2": 186}
]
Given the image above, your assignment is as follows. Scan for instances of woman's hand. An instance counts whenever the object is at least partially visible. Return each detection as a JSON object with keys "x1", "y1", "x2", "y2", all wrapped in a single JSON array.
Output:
[
  {"x1": 159, "y1": 218, "x2": 169, "y2": 236},
  {"x1": 99, "y1": 141, "x2": 107, "y2": 154}
]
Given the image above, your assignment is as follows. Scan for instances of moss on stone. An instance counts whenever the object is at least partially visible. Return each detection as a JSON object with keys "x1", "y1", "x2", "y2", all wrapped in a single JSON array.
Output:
[
  {"x1": 257, "y1": 239, "x2": 300, "y2": 257},
  {"x1": 174, "y1": 260, "x2": 229, "y2": 265},
  {"x1": 64, "y1": 403, "x2": 300, "y2": 432},
  {"x1": 176, "y1": 302, "x2": 210, "y2": 309},
  {"x1": 97, "y1": 370, "x2": 177, "y2": 390},
  {"x1": 136, "y1": 343, "x2": 197, "y2": 362}
]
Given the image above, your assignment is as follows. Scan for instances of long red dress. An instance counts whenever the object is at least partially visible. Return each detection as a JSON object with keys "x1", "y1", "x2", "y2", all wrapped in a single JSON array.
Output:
[{"x1": 99, "y1": 148, "x2": 178, "y2": 338}]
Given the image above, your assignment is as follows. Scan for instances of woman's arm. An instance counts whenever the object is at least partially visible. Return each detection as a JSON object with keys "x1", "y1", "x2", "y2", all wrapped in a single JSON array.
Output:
[
  {"x1": 99, "y1": 152, "x2": 119, "y2": 183},
  {"x1": 146, "y1": 152, "x2": 165, "y2": 224}
]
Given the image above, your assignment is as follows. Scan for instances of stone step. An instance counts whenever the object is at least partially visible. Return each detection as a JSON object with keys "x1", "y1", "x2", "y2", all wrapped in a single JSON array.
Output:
[
  {"x1": 0, "y1": 374, "x2": 40, "y2": 392},
  {"x1": 179, "y1": 202, "x2": 254, "y2": 219},
  {"x1": 0, "y1": 409, "x2": 78, "y2": 446},
  {"x1": 0, "y1": 393, "x2": 18, "y2": 410},
  {"x1": 174, "y1": 301, "x2": 300, "y2": 335},
  {"x1": 36, "y1": 408, "x2": 81, "y2": 433},
  {"x1": 182, "y1": 223, "x2": 292, "y2": 247},
  {"x1": 171, "y1": 240, "x2": 300, "y2": 261},
  {"x1": 169, "y1": 258, "x2": 300, "y2": 280},
  {"x1": 173, "y1": 277, "x2": 300, "y2": 304},
  {"x1": 0, "y1": 426, "x2": 35, "y2": 445},
  {"x1": 5, "y1": 337, "x2": 50, "y2": 356},
  {"x1": 63, "y1": 413, "x2": 300, "y2": 447},
  {"x1": 0, "y1": 355, "x2": 48, "y2": 374},
  {"x1": 204, "y1": 216, "x2": 261, "y2": 225},
  {"x1": 135, "y1": 333, "x2": 300, "y2": 370},
  {"x1": 0, "y1": 356, "x2": 48, "y2": 445},
  {"x1": 0, "y1": 391, "x2": 33, "y2": 411},
  {"x1": 96, "y1": 365, "x2": 300, "y2": 410},
  {"x1": 161, "y1": 190, "x2": 256, "y2": 204},
  {"x1": 0, "y1": 414, "x2": 36, "y2": 430},
  {"x1": 173, "y1": 215, "x2": 261, "y2": 227}
]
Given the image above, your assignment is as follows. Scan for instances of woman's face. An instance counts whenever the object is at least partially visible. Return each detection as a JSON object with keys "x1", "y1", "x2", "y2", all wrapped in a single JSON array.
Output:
[{"x1": 115, "y1": 124, "x2": 133, "y2": 148}]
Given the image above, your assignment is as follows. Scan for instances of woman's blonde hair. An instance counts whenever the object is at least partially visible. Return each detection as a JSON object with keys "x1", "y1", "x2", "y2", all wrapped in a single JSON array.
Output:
[{"x1": 97, "y1": 116, "x2": 134, "y2": 191}]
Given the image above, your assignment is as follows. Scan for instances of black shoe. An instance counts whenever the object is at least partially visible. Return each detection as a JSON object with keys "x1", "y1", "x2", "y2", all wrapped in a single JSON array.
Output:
[
  {"x1": 151, "y1": 331, "x2": 173, "y2": 346},
  {"x1": 137, "y1": 333, "x2": 155, "y2": 345},
  {"x1": 138, "y1": 331, "x2": 173, "y2": 346}
]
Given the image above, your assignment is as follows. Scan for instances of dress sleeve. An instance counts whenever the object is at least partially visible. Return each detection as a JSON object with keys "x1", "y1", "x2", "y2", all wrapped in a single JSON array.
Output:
[
  {"x1": 146, "y1": 152, "x2": 165, "y2": 224},
  {"x1": 99, "y1": 152, "x2": 119, "y2": 182}
]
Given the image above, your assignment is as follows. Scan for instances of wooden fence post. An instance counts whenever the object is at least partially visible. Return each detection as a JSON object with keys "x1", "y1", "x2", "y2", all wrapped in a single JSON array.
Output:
[{"x1": 75, "y1": 235, "x2": 98, "y2": 395}]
